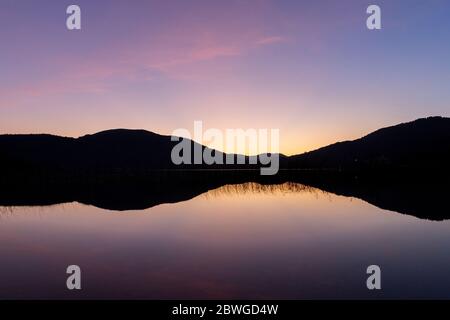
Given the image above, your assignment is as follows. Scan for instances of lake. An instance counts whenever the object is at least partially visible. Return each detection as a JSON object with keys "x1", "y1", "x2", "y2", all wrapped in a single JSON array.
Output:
[{"x1": 1, "y1": 181, "x2": 450, "y2": 299}]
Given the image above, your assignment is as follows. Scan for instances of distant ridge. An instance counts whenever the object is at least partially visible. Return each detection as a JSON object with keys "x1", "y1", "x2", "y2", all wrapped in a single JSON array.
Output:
[
  {"x1": 1, "y1": 117, "x2": 450, "y2": 219},
  {"x1": 287, "y1": 116, "x2": 450, "y2": 170},
  {"x1": 0, "y1": 128, "x2": 261, "y2": 177},
  {"x1": 1, "y1": 117, "x2": 449, "y2": 177}
]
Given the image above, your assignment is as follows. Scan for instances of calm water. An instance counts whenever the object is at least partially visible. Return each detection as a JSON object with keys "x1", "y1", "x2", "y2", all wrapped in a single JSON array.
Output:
[{"x1": 1, "y1": 182, "x2": 450, "y2": 299}]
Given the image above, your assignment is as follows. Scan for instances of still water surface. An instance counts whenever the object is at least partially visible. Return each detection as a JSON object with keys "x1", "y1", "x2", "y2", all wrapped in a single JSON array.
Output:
[{"x1": 1, "y1": 182, "x2": 450, "y2": 299}]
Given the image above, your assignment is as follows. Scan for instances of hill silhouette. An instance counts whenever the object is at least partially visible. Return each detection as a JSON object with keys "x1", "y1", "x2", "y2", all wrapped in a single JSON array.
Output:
[
  {"x1": 287, "y1": 116, "x2": 450, "y2": 170},
  {"x1": 0, "y1": 129, "x2": 185, "y2": 174},
  {"x1": 0, "y1": 129, "x2": 268, "y2": 179},
  {"x1": 1, "y1": 117, "x2": 449, "y2": 177},
  {"x1": 1, "y1": 117, "x2": 450, "y2": 219}
]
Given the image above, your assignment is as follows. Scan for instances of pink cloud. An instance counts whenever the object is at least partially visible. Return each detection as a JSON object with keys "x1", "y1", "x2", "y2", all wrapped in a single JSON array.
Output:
[
  {"x1": 0, "y1": 30, "x2": 288, "y2": 103},
  {"x1": 191, "y1": 46, "x2": 241, "y2": 60},
  {"x1": 1, "y1": 0, "x2": 290, "y2": 101},
  {"x1": 138, "y1": 32, "x2": 288, "y2": 80},
  {"x1": 255, "y1": 36, "x2": 289, "y2": 46}
]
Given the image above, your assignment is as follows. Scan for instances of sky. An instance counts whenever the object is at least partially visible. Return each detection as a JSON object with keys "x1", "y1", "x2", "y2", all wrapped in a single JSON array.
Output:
[{"x1": 1, "y1": 0, "x2": 450, "y2": 155}]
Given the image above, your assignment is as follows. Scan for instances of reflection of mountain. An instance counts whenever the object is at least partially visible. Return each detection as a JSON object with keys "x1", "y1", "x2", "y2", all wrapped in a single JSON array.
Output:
[
  {"x1": 286, "y1": 171, "x2": 450, "y2": 221},
  {"x1": 0, "y1": 171, "x2": 449, "y2": 220},
  {"x1": 1, "y1": 116, "x2": 450, "y2": 219},
  {"x1": 0, "y1": 171, "x2": 259, "y2": 210}
]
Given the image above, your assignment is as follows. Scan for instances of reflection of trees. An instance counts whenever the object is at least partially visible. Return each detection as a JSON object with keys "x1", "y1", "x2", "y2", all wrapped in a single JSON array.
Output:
[
  {"x1": 0, "y1": 206, "x2": 16, "y2": 218},
  {"x1": 203, "y1": 182, "x2": 323, "y2": 198},
  {"x1": 0, "y1": 203, "x2": 72, "y2": 218},
  {"x1": 2, "y1": 175, "x2": 449, "y2": 220}
]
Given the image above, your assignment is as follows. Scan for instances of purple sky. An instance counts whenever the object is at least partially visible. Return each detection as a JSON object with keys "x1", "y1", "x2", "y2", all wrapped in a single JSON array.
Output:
[{"x1": 1, "y1": 0, "x2": 450, "y2": 154}]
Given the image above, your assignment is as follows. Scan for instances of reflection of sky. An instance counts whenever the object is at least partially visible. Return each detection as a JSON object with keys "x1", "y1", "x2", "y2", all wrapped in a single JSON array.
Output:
[
  {"x1": 1, "y1": 0, "x2": 450, "y2": 154},
  {"x1": 2, "y1": 184, "x2": 450, "y2": 299}
]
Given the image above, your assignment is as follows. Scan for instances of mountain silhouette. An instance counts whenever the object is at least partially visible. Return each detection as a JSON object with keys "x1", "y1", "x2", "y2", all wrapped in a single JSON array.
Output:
[
  {"x1": 0, "y1": 128, "x2": 276, "y2": 179},
  {"x1": 287, "y1": 116, "x2": 450, "y2": 170},
  {"x1": 1, "y1": 117, "x2": 449, "y2": 177},
  {"x1": 1, "y1": 116, "x2": 450, "y2": 219},
  {"x1": 0, "y1": 129, "x2": 188, "y2": 174}
]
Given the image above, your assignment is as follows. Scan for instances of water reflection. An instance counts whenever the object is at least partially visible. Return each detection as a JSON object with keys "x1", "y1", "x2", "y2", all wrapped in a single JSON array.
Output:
[
  {"x1": 1, "y1": 171, "x2": 449, "y2": 220},
  {"x1": 1, "y1": 180, "x2": 450, "y2": 299},
  {"x1": 204, "y1": 181, "x2": 318, "y2": 196}
]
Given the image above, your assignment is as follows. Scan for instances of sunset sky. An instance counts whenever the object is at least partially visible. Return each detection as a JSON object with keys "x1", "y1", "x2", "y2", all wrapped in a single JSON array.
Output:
[{"x1": 1, "y1": 0, "x2": 450, "y2": 155}]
